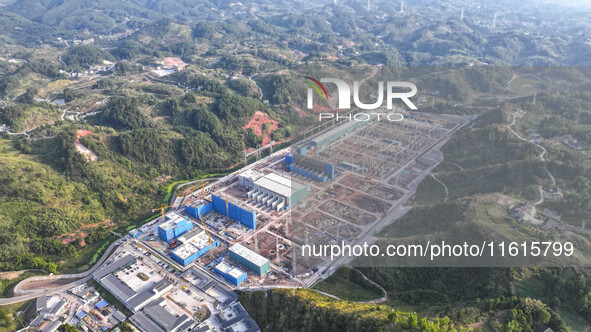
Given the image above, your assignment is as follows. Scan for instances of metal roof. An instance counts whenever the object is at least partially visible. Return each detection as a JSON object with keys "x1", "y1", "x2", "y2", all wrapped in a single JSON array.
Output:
[
  {"x1": 143, "y1": 298, "x2": 194, "y2": 332},
  {"x1": 229, "y1": 244, "x2": 269, "y2": 268},
  {"x1": 96, "y1": 299, "x2": 109, "y2": 309},
  {"x1": 254, "y1": 173, "x2": 306, "y2": 197},
  {"x1": 130, "y1": 311, "x2": 165, "y2": 332},
  {"x1": 101, "y1": 274, "x2": 136, "y2": 300},
  {"x1": 127, "y1": 280, "x2": 172, "y2": 309},
  {"x1": 93, "y1": 254, "x2": 136, "y2": 279},
  {"x1": 215, "y1": 262, "x2": 246, "y2": 279}
]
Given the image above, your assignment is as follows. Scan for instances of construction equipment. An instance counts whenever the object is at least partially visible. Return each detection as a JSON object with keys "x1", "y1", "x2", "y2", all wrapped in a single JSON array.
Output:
[
  {"x1": 178, "y1": 180, "x2": 207, "y2": 199},
  {"x1": 197, "y1": 213, "x2": 214, "y2": 257},
  {"x1": 224, "y1": 194, "x2": 230, "y2": 217},
  {"x1": 200, "y1": 180, "x2": 206, "y2": 200},
  {"x1": 152, "y1": 196, "x2": 209, "y2": 249}
]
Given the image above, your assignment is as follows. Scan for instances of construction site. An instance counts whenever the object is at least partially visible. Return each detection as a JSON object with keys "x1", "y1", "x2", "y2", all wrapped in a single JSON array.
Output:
[{"x1": 127, "y1": 109, "x2": 471, "y2": 288}]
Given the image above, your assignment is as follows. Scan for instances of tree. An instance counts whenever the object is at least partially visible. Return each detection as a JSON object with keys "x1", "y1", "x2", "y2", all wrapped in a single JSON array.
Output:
[
  {"x1": 59, "y1": 323, "x2": 80, "y2": 332},
  {"x1": 119, "y1": 323, "x2": 134, "y2": 332},
  {"x1": 504, "y1": 320, "x2": 522, "y2": 332},
  {"x1": 407, "y1": 313, "x2": 418, "y2": 329}
]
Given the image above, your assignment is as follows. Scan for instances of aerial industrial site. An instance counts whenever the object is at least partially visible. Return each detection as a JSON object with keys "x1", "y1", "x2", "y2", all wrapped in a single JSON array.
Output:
[
  {"x1": 19, "y1": 109, "x2": 471, "y2": 332},
  {"x1": 127, "y1": 109, "x2": 471, "y2": 289}
]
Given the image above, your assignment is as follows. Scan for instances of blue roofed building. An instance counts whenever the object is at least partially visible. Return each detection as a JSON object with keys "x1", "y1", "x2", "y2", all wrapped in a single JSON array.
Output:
[
  {"x1": 158, "y1": 212, "x2": 193, "y2": 243},
  {"x1": 213, "y1": 262, "x2": 247, "y2": 286}
]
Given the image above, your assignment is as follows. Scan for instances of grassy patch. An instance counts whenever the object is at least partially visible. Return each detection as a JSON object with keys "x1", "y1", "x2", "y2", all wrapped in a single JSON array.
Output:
[
  {"x1": 561, "y1": 310, "x2": 591, "y2": 332},
  {"x1": 414, "y1": 175, "x2": 446, "y2": 205},
  {"x1": 313, "y1": 267, "x2": 383, "y2": 302},
  {"x1": 513, "y1": 278, "x2": 547, "y2": 300},
  {"x1": 314, "y1": 277, "x2": 382, "y2": 302},
  {"x1": 137, "y1": 272, "x2": 149, "y2": 281}
]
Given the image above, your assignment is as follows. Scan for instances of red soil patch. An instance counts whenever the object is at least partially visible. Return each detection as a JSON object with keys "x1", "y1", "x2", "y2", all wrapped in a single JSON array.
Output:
[
  {"x1": 76, "y1": 129, "x2": 93, "y2": 140},
  {"x1": 55, "y1": 220, "x2": 114, "y2": 245},
  {"x1": 243, "y1": 111, "x2": 279, "y2": 145},
  {"x1": 164, "y1": 57, "x2": 187, "y2": 70}
]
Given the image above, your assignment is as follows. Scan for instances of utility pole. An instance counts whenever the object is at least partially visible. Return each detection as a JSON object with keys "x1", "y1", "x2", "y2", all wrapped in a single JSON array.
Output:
[
  {"x1": 254, "y1": 233, "x2": 259, "y2": 252},
  {"x1": 276, "y1": 237, "x2": 280, "y2": 264}
]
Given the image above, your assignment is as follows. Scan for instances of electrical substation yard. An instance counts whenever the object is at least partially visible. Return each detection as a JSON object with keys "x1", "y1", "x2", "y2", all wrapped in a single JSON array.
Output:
[{"x1": 129, "y1": 109, "x2": 472, "y2": 289}]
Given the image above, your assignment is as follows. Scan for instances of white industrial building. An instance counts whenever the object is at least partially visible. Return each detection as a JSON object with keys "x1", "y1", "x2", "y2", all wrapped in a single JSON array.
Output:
[{"x1": 246, "y1": 173, "x2": 308, "y2": 211}]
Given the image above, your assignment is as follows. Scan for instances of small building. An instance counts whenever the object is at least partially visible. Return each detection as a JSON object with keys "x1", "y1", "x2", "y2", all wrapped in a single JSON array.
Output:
[
  {"x1": 158, "y1": 213, "x2": 193, "y2": 243},
  {"x1": 542, "y1": 218, "x2": 559, "y2": 230},
  {"x1": 141, "y1": 298, "x2": 196, "y2": 332},
  {"x1": 539, "y1": 208, "x2": 562, "y2": 221},
  {"x1": 229, "y1": 244, "x2": 270, "y2": 276},
  {"x1": 214, "y1": 302, "x2": 260, "y2": 332},
  {"x1": 214, "y1": 262, "x2": 247, "y2": 286},
  {"x1": 128, "y1": 228, "x2": 143, "y2": 238},
  {"x1": 238, "y1": 170, "x2": 264, "y2": 190},
  {"x1": 36, "y1": 295, "x2": 67, "y2": 316}
]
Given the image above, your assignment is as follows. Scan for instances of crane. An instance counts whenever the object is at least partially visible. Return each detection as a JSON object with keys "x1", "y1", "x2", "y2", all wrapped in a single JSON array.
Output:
[
  {"x1": 224, "y1": 193, "x2": 230, "y2": 217},
  {"x1": 152, "y1": 195, "x2": 211, "y2": 249},
  {"x1": 196, "y1": 213, "x2": 214, "y2": 258},
  {"x1": 178, "y1": 180, "x2": 207, "y2": 199}
]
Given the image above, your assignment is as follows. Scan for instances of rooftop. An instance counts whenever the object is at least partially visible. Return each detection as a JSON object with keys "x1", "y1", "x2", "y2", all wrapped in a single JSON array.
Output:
[
  {"x1": 240, "y1": 169, "x2": 264, "y2": 180},
  {"x1": 130, "y1": 311, "x2": 165, "y2": 332},
  {"x1": 160, "y1": 212, "x2": 188, "y2": 231},
  {"x1": 215, "y1": 262, "x2": 246, "y2": 279},
  {"x1": 94, "y1": 254, "x2": 136, "y2": 279},
  {"x1": 229, "y1": 244, "x2": 269, "y2": 268},
  {"x1": 172, "y1": 230, "x2": 211, "y2": 260},
  {"x1": 127, "y1": 280, "x2": 173, "y2": 309},
  {"x1": 214, "y1": 303, "x2": 260, "y2": 332},
  {"x1": 143, "y1": 298, "x2": 194, "y2": 332},
  {"x1": 101, "y1": 274, "x2": 137, "y2": 300},
  {"x1": 254, "y1": 173, "x2": 306, "y2": 197},
  {"x1": 176, "y1": 228, "x2": 205, "y2": 244}
]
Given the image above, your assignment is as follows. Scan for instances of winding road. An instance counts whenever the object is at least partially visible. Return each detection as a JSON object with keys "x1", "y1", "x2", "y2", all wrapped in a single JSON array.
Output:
[
  {"x1": 506, "y1": 110, "x2": 555, "y2": 207},
  {"x1": 431, "y1": 173, "x2": 449, "y2": 202},
  {"x1": 248, "y1": 74, "x2": 263, "y2": 101},
  {"x1": 0, "y1": 238, "x2": 124, "y2": 305}
]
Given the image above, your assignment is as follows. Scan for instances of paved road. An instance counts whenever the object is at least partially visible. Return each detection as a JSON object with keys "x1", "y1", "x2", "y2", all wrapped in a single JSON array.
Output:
[
  {"x1": 431, "y1": 173, "x2": 449, "y2": 202},
  {"x1": 507, "y1": 110, "x2": 555, "y2": 208},
  {"x1": 1, "y1": 238, "x2": 124, "y2": 305},
  {"x1": 248, "y1": 74, "x2": 263, "y2": 101}
]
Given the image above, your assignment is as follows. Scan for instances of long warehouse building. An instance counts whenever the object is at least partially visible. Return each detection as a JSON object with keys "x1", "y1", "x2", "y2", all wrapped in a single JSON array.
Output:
[
  {"x1": 229, "y1": 244, "x2": 270, "y2": 276},
  {"x1": 245, "y1": 173, "x2": 308, "y2": 211}
]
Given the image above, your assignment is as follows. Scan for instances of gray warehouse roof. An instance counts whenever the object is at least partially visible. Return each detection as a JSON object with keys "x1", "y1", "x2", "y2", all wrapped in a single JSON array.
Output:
[
  {"x1": 131, "y1": 311, "x2": 165, "y2": 332},
  {"x1": 143, "y1": 298, "x2": 194, "y2": 332},
  {"x1": 127, "y1": 280, "x2": 172, "y2": 309},
  {"x1": 94, "y1": 254, "x2": 136, "y2": 279},
  {"x1": 101, "y1": 274, "x2": 137, "y2": 300}
]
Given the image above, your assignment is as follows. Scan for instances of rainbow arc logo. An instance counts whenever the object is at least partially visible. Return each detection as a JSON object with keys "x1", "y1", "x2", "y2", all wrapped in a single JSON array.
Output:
[{"x1": 304, "y1": 76, "x2": 328, "y2": 101}]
